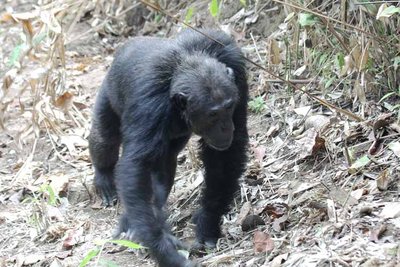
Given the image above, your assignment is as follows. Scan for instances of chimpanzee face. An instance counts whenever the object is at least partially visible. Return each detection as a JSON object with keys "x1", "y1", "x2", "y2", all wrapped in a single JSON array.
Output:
[{"x1": 171, "y1": 56, "x2": 239, "y2": 151}]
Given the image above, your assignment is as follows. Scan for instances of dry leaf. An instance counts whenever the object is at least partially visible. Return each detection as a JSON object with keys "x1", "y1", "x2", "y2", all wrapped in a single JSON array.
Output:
[
  {"x1": 376, "y1": 169, "x2": 390, "y2": 191},
  {"x1": 369, "y1": 224, "x2": 387, "y2": 242},
  {"x1": 272, "y1": 214, "x2": 288, "y2": 232},
  {"x1": 263, "y1": 203, "x2": 289, "y2": 219},
  {"x1": 329, "y1": 187, "x2": 358, "y2": 206},
  {"x1": 296, "y1": 128, "x2": 326, "y2": 158},
  {"x1": 354, "y1": 79, "x2": 366, "y2": 104},
  {"x1": 271, "y1": 253, "x2": 289, "y2": 267},
  {"x1": 293, "y1": 65, "x2": 306, "y2": 76},
  {"x1": 388, "y1": 141, "x2": 400, "y2": 157},
  {"x1": 326, "y1": 199, "x2": 336, "y2": 222},
  {"x1": 62, "y1": 228, "x2": 83, "y2": 249},
  {"x1": 23, "y1": 254, "x2": 45, "y2": 265},
  {"x1": 269, "y1": 39, "x2": 281, "y2": 65},
  {"x1": 304, "y1": 114, "x2": 330, "y2": 131},
  {"x1": 293, "y1": 106, "x2": 312, "y2": 117},
  {"x1": 49, "y1": 174, "x2": 69, "y2": 196},
  {"x1": 237, "y1": 201, "x2": 252, "y2": 224},
  {"x1": 253, "y1": 145, "x2": 266, "y2": 163},
  {"x1": 55, "y1": 92, "x2": 74, "y2": 110},
  {"x1": 351, "y1": 188, "x2": 366, "y2": 200},
  {"x1": 254, "y1": 231, "x2": 274, "y2": 253},
  {"x1": 380, "y1": 202, "x2": 400, "y2": 219}
]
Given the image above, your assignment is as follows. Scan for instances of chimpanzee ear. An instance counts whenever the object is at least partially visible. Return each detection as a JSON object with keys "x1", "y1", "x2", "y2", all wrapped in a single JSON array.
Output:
[
  {"x1": 226, "y1": 67, "x2": 234, "y2": 79},
  {"x1": 172, "y1": 92, "x2": 187, "y2": 110}
]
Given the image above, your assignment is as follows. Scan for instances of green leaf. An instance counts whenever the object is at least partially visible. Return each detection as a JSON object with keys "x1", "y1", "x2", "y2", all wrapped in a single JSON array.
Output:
[
  {"x1": 94, "y1": 239, "x2": 143, "y2": 249},
  {"x1": 378, "y1": 5, "x2": 400, "y2": 19},
  {"x1": 184, "y1": 7, "x2": 194, "y2": 24},
  {"x1": 349, "y1": 155, "x2": 370, "y2": 174},
  {"x1": 240, "y1": 0, "x2": 246, "y2": 7},
  {"x1": 33, "y1": 32, "x2": 46, "y2": 46},
  {"x1": 335, "y1": 53, "x2": 345, "y2": 69},
  {"x1": 393, "y1": 56, "x2": 400, "y2": 71},
  {"x1": 209, "y1": 0, "x2": 219, "y2": 17},
  {"x1": 8, "y1": 44, "x2": 24, "y2": 67},
  {"x1": 98, "y1": 259, "x2": 119, "y2": 267},
  {"x1": 79, "y1": 248, "x2": 100, "y2": 267},
  {"x1": 379, "y1": 91, "x2": 396, "y2": 103},
  {"x1": 248, "y1": 96, "x2": 266, "y2": 113},
  {"x1": 108, "y1": 239, "x2": 144, "y2": 249},
  {"x1": 298, "y1": 13, "x2": 318, "y2": 26}
]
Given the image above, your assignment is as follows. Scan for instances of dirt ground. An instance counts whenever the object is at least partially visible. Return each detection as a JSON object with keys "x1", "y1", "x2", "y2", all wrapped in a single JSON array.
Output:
[{"x1": 1, "y1": 1, "x2": 400, "y2": 267}]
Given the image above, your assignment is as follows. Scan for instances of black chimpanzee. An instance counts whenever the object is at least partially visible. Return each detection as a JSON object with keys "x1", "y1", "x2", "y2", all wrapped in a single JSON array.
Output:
[{"x1": 88, "y1": 29, "x2": 248, "y2": 267}]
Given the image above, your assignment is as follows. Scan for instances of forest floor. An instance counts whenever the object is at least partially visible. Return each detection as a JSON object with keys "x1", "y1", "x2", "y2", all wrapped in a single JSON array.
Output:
[{"x1": 1, "y1": 1, "x2": 400, "y2": 267}]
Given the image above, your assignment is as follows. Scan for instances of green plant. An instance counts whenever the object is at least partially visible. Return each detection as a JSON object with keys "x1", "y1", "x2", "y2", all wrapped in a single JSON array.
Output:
[
  {"x1": 248, "y1": 96, "x2": 266, "y2": 113},
  {"x1": 79, "y1": 239, "x2": 143, "y2": 267},
  {"x1": 209, "y1": 0, "x2": 219, "y2": 17}
]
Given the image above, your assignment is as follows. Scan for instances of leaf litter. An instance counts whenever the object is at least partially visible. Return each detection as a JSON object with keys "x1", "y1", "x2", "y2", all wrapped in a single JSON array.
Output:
[{"x1": 0, "y1": 0, "x2": 400, "y2": 267}]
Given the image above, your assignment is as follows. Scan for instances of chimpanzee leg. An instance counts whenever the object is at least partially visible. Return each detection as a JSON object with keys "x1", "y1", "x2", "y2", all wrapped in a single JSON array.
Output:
[
  {"x1": 194, "y1": 106, "x2": 248, "y2": 247},
  {"x1": 88, "y1": 90, "x2": 121, "y2": 206},
  {"x1": 115, "y1": 150, "x2": 194, "y2": 267}
]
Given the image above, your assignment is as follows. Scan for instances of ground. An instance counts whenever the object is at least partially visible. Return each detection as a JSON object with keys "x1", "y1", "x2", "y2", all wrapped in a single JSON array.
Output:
[{"x1": 0, "y1": 1, "x2": 400, "y2": 267}]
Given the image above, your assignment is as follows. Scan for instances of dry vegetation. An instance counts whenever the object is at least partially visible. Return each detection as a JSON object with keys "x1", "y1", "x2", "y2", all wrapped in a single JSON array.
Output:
[{"x1": 0, "y1": 0, "x2": 399, "y2": 266}]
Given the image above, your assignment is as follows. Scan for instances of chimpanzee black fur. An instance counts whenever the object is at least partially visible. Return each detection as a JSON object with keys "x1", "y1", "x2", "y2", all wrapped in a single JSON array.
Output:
[{"x1": 89, "y1": 29, "x2": 248, "y2": 267}]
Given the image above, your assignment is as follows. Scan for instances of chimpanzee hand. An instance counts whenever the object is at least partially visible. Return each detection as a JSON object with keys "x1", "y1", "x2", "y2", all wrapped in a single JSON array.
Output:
[{"x1": 94, "y1": 171, "x2": 117, "y2": 206}]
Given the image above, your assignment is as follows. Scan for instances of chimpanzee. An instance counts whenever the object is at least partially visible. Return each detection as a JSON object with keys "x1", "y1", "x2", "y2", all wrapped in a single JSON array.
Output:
[{"x1": 88, "y1": 29, "x2": 248, "y2": 267}]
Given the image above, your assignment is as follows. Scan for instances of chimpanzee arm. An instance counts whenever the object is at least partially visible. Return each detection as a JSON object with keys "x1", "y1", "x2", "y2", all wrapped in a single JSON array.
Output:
[
  {"x1": 115, "y1": 142, "x2": 193, "y2": 267},
  {"x1": 195, "y1": 93, "x2": 248, "y2": 247}
]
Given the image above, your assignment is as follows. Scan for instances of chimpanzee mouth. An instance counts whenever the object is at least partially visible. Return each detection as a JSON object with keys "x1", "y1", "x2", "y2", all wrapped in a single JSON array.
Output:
[{"x1": 207, "y1": 142, "x2": 231, "y2": 151}]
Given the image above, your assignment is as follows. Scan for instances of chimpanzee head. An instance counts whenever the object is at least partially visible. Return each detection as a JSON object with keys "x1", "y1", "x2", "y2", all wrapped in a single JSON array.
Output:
[{"x1": 171, "y1": 54, "x2": 239, "y2": 151}]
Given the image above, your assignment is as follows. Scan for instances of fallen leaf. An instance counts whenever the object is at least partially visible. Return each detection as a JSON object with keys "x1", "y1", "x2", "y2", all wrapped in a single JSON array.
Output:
[
  {"x1": 271, "y1": 253, "x2": 289, "y2": 267},
  {"x1": 293, "y1": 65, "x2": 306, "y2": 76},
  {"x1": 272, "y1": 214, "x2": 288, "y2": 232},
  {"x1": 49, "y1": 174, "x2": 70, "y2": 197},
  {"x1": 376, "y1": 169, "x2": 390, "y2": 191},
  {"x1": 326, "y1": 199, "x2": 336, "y2": 222},
  {"x1": 349, "y1": 155, "x2": 370, "y2": 174},
  {"x1": 47, "y1": 205, "x2": 64, "y2": 222},
  {"x1": 62, "y1": 228, "x2": 83, "y2": 249},
  {"x1": 293, "y1": 106, "x2": 312, "y2": 117},
  {"x1": 269, "y1": 39, "x2": 281, "y2": 65},
  {"x1": 351, "y1": 188, "x2": 365, "y2": 200},
  {"x1": 253, "y1": 145, "x2": 266, "y2": 163},
  {"x1": 304, "y1": 114, "x2": 330, "y2": 131},
  {"x1": 380, "y1": 202, "x2": 400, "y2": 219},
  {"x1": 263, "y1": 203, "x2": 289, "y2": 219},
  {"x1": 254, "y1": 231, "x2": 274, "y2": 253},
  {"x1": 329, "y1": 187, "x2": 358, "y2": 206},
  {"x1": 388, "y1": 141, "x2": 400, "y2": 157},
  {"x1": 237, "y1": 201, "x2": 252, "y2": 224},
  {"x1": 55, "y1": 92, "x2": 73, "y2": 110},
  {"x1": 23, "y1": 254, "x2": 45, "y2": 265},
  {"x1": 369, "y1": 224, "x2": 387, "y2": 242},
  {"x1": 296, "y1": 128, "x2": 326, "y2": 158}
]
